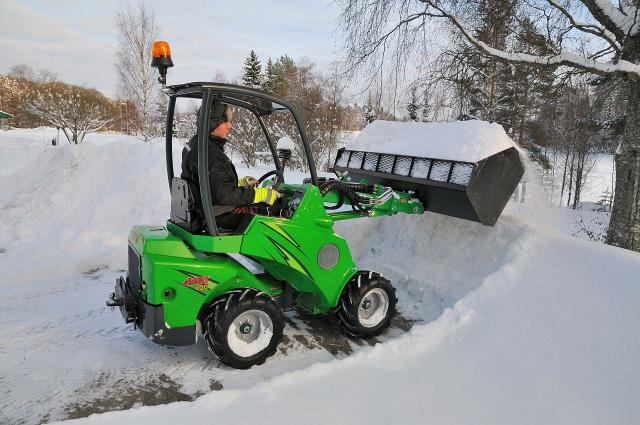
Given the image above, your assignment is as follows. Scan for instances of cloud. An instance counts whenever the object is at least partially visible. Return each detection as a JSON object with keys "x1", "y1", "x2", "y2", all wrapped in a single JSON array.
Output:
[
  {"x1": 0, "y1": 1, "x2": 117, "y2": 95},
  {"x1": 0, "y1": 0, "x2": 84, "y2": 44},
  {"x1": 0, "y1": 0, "x2": 344, "y2": 97}
]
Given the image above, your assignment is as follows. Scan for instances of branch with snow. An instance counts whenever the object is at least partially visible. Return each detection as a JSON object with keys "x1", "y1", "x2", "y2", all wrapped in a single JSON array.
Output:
[
  {"x1": 421, "y1": 1, "x2": 640, "y2": 77},
  {"x1": 546, "y1": 0, "x2": 621, "y2": 53},
  {"x1": 582, "y1": 0, "x2": 638, "y2": 38}
]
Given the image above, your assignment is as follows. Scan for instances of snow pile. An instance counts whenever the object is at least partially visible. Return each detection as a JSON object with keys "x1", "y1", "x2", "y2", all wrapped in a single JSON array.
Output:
[
  {"x1": 0, "y1": 127, "x2": 61, "y2": 176},
  {"x1": 0, "y1": 130, "x2": 170, "y2": 283},
  {"x1": 0, "y1": 128, "x2": 639, "y2": 425},
  {"x1": 0, "y1": 129, "x2": 288, "y2": 282},
  {"x1": 345, "y1": 120, "x2": 517, "y2": 162},
  {"x1": 60, "y1": 227, "x2": 640, "y2": 425}
]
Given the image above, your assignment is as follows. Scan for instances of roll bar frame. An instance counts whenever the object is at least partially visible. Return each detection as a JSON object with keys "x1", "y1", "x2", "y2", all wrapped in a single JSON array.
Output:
[{"x1": 163, "y1": 82, "x2": 318, "y2": 236}]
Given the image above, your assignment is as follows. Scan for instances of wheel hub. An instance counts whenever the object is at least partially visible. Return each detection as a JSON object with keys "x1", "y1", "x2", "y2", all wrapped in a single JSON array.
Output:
[
  {"x1": 357, "y1": 288, "x2": 390, "y2": 328},
  {"x1": 227, "y1": 309, "x2": 274, "y2": 357}
]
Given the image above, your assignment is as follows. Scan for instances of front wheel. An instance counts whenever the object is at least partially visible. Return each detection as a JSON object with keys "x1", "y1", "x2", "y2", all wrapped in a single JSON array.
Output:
[
  {"x1": 336, "y1": 271, "x2": 397, "y2": 338},
  {"x1": 204, "y1": 289, "x2": 284, "y2": 369}
]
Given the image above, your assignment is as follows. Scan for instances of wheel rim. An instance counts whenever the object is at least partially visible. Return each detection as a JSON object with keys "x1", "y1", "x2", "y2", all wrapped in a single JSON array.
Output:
[
  {"x1": 358, "y1": 288, "x2": 390, "y2": 328},
  {"x1": 227, "y1": 309, "x2": 274, "y2": 357}
]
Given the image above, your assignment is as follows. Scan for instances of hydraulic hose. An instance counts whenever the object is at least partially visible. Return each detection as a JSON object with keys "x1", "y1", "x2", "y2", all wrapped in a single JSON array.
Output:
[
  {"x1": 319, "y1": 180, "x2": 374, "y2": 197},
  {"x1": 320, "y1": 180, "x2": 374, "y2": 213}
]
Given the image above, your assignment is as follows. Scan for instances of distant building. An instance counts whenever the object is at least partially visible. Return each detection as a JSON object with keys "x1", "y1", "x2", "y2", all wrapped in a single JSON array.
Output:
[{"x1": 0, "y1": 110, "x2": 13, "y2": 130}]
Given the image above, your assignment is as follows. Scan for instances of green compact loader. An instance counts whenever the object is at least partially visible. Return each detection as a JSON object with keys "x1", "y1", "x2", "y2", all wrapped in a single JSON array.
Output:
[{"x1": 107, "y1": 42, "x2": 524, "y2": 369}]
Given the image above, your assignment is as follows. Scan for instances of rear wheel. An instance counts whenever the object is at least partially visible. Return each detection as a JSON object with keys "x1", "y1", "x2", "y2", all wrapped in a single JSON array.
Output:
[
  {"x1": 336, "y1": 271, "x2": 397, "y2": 338},
  {"x1": 204, "y1": 289, "x2": 284, "y2": 369}
]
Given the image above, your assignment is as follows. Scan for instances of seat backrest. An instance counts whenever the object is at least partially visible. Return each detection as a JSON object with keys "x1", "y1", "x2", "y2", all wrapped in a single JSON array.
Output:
[{"x1": 170, "y1": 177, "x2": 199, "y2": 232}]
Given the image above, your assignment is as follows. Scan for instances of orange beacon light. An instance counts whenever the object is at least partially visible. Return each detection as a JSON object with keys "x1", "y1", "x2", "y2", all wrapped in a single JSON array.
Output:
[{"x1": 151, "y1": 41, "x2": 174, "y2": 85}]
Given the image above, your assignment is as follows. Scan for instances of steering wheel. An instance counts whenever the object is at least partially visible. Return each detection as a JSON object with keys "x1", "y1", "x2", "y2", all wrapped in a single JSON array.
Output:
[
  {"x1": 258, "y1": 170, "x2": 278, "y2": 184},
  {"x1": 257, "y1": 170, "x2": 283, "y2": 189}
]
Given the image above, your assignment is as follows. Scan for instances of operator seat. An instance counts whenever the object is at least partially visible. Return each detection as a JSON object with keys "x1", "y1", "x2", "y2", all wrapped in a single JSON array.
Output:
[
  {"x1": 170, "y1": 177, "x2": 200, "y2": 233},
  {"x1": 170, "y1": 177, "x2": 250, "y2": 235}
]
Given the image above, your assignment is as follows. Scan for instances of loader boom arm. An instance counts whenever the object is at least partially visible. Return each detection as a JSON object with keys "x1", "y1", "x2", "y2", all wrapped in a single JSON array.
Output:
[{"x1": 278, "y1": 182, "x2": 425, "y2": 221}]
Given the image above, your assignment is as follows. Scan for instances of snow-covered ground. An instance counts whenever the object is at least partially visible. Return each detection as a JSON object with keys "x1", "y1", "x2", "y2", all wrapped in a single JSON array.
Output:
[
  {"x1": 1, "y1": 128, "x2": 639, "y2": 425},
  {"x1": 581, "y1": 153, "x2": 616, "y2": 203}
]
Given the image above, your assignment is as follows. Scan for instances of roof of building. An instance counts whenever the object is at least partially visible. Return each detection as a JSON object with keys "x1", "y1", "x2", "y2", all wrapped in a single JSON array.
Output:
[{"x1": 0, "y1": 111, "x2": 14, "y2": 119}]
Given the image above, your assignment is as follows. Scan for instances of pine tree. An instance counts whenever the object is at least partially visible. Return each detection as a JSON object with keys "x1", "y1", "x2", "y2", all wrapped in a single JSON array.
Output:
[
  {"x1": 262, "y1": 58, "x2": 277, "y2": 93},
  {"x1": 437, "y1": 0, "x2": 517, "y2": 124},
  {"x1": 363, "y1": 102, "x2": 375, "y2": 125},
  {"x1": 406, "y1": 87, "x2": 419, "y2": 121},
  {"x1": 274, "y1": 55, "x2": 296, "y2": 97},
  {"x1": 242, "y1": 50, "x2": 262, "y2": 88},
  {"x1": 421, "y1": 88, "x2": 431, "y2": 122}
]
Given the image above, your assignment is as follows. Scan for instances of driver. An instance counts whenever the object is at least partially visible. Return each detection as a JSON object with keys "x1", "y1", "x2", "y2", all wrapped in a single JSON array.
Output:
[{"x1": 181, "y1": 101, "x2": 282, "y2": 230}]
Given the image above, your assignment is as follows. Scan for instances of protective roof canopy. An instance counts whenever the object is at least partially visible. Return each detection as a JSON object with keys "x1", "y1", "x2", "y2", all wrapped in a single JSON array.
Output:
[{"x1": 164, "y1": 82, "x2": 288, "y2": 116}]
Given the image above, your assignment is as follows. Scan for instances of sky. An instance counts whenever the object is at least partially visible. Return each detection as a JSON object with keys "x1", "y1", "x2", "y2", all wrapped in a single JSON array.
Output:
[{"x1": 0, "y1": 0, "x2": 345, "y2": 97}]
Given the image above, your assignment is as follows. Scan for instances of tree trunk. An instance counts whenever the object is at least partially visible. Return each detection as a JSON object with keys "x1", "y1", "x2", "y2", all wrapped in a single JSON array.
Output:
[
  {"x1": 560, "y1": 147, "x2": 569, "y2": 206},
  {"x1": 607, "y1": 78, "x2": 640, "y2": 251},
  {"x1": 518, "y1": 68, "x2": 530, "y2": 145},
  {"x1": 573, "y1": 147, "x2": 585, "y2": 210},
  {"x1": 567, "y1": 151, "x2": 575, "y2": 208},
  {"x1": 61, "y1": 127, "x2": 72, "y2": 144},
  {"x1": 573, "y1": 160, "x2": 582, "y2": 210},
  {"x1": 487, "y1": 63, "x2": 496, "y2": 120}
]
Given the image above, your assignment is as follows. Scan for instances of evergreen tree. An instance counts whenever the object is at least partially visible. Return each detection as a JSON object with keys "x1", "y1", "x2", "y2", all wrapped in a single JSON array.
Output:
[
  {"x1": 507, "y1": 18, "x2": 556, "y2": 144},
  {"x1": 420, "y1": 88, "x2": 431, "y2": 122},
  {"x1": 275, "y1": 55, "x2": 297, "y2": 97},
  {"x1": 262, "y1": 58, "x2": 277, "y2": 93},
  {"x1": 435, "y1": 0, "x2": 517, "y2": 124},
  {"x1": 363, "y1": 101, "x2": 375, "y2": 125},
  {"x1": 242, "y1": 50, "x2": 262, "y2": 88},
  {"x1": 406, "y1": 87, "x2": 419, "y2": 121}
]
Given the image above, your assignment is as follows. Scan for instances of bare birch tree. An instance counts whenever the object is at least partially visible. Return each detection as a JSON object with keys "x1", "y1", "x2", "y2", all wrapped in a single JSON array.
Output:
[
  {"x1": 24, "y1": 82, "x2": 111, "y2": 144},
  {"x1": 338, "y1": 0, "x2": 640, "y2": 252},
  {"x1": 114, "y1": 2, "x2": 159, "y2": 142}
]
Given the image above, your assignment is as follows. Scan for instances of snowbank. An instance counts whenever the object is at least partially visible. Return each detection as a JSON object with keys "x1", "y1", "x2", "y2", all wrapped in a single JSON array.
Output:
[
  {"x1": 0, "y1": 131, "x2": 170, "y2": 283},
  {"x1": 1, "y1": 128, "x2": 638, "y2": 425},
  {"x1": 60, "y1": 230, "x2": 640, "y2": 425},
  {"x1": 345, "y1": 120, "x2": 517, "y2": 162},
  {"x1": 0, "y1": 128, "x2": 296, "y2": 283}
]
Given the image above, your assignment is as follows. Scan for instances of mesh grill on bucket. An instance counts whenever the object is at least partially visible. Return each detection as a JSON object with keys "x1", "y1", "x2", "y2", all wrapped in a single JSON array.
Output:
[
  {"x1": 450, "y1": 163, "x2": 474, "y2": 185},
  {"x1": 363, "y1": 152, "x2": 379, "y2": 171},
  {"x1": 335, "y1": 150, "x2": 349, "y2": 167},
  {"x1": 430, "y1": 160, "x2": 452, "y2": 182},
  {"x1": 378, "y1": 155, "x2": 395, "y2": 173},
  {"x1": 411, "y1": 158, "x2": 431, "y2": 179},
  {"x1": 348, "y1": 151, "x2": 364, "y2": 168},
  {"x1": 394, "y1": 156, "x2": 412, "y2": 176},
  {"x1": 335, "y1": 149, "x2": 475, "y2": 186}
]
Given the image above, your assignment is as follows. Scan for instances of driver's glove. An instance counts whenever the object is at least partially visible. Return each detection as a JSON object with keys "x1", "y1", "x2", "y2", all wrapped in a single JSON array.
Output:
[
  {"x1": 253, "y1": 187, "x2": 282, "y2": 205},
  {"x1": 239, "y1": 176, "x2": 258, "y2": 188}
]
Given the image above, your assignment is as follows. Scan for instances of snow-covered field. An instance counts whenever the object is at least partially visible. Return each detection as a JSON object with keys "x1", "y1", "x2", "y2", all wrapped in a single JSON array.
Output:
[{"x1": 1, "y1": 128, "x2": 639, "y2": 425}]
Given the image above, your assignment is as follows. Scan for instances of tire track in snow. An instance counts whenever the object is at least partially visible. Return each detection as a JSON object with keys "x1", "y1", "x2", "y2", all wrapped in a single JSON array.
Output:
[{"x1": 1, "y1": 269, "x2": 420, "y2": 424}]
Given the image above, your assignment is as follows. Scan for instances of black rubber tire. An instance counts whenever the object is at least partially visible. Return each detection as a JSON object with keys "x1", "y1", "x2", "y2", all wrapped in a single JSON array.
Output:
[
  {"x1": 204, "y1": 289, "x2": 284, "y2": 369},
  {"x1": 336, "y1": 271, "x2": 397, "y2": 338}
]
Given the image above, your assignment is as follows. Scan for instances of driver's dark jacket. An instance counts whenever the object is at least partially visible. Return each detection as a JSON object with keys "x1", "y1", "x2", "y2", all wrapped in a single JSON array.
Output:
[{"x1": 181, "y1": 134, "x2": 255, "y2": 220}]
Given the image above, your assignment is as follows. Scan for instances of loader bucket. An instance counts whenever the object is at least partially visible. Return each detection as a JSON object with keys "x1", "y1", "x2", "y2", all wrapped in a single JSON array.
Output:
[{"x1": 333, "y1": 146, "x2": 524, "y2": 226}]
